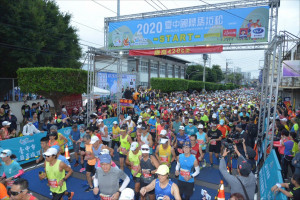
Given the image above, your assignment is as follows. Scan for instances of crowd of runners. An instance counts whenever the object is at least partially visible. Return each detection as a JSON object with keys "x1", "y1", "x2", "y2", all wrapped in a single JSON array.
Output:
[{"x1": 1, "y1": 88, "x2": 300, "y2": 200}]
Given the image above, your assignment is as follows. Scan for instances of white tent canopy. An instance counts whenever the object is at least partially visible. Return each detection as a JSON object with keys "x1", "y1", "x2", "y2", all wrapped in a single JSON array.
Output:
[
  {"x1": 92, "y1": 86, "x2": 110, "y2": 95},
  {"x1": 82, "y1": 86, "x2": 110, "y2": 101}
]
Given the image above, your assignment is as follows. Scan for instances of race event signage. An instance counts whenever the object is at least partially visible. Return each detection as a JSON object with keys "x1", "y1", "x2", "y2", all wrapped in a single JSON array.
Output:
[
  {"x1": 282, "y1": 60, "x2": 300, "y2": 77},
  {"x1": 129, "y1": 45, "x2": 223, "y2": 56},
  {"x1": 107, "y1": 6, "x2": 269, "y2": 50},
  {"x1": 97, "y1": 72, "x2": 136, "y2": 100}
]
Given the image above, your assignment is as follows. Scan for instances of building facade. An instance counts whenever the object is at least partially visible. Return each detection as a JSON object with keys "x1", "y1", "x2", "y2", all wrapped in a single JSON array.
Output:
[{"x1": 94, "y1": 53, "x2": 189, "y2": 89}]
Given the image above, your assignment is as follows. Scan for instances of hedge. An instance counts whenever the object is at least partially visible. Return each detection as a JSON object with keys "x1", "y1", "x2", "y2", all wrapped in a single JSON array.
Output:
[{"x1": 150, "y1": 78, "x2": 238, "y2": 93}]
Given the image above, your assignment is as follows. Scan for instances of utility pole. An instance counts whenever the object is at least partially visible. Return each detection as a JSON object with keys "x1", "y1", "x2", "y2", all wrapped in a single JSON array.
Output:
[
  {"x1": 225, "y1": 59, "x2": 232, "y2": 84},
  {"x1": 203, "y1": 54, "x2": 208, "y2": 92},
  {"x1": 117, "y1": 0, "x2": 120, "y2": 18}
]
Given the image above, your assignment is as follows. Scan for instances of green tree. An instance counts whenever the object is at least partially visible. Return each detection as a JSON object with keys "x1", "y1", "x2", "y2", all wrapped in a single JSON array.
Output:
[
  {"x1": 17, "y1": 67, "x2": 87, "y2": 112},
  {"x1": 227, "y1": 73, "x2": 243, "y2": 85},
  {"x1": 0, "y1": 0, "x2": 82, "y2": 78},
  {"x1": 211, "y1": 65, "x2": 224, "y2": 82},
  {"x1": 185, "y1": 65, "x2": 204, "y2": 80}
]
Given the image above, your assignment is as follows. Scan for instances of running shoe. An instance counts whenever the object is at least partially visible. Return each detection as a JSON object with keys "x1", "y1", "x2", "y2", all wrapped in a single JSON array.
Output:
[
  {"x1": 85, "y1": 187, "x2": 93, "y2": 192},
  {"x1": 202, "y1": 159, "x2": 206, "y2": 168},
  {"x1": 80, "y1": 168, "x2": 86, "y2": 172},
  {"x1": 68, "y1": 192, "x2": 74, "y2": 200},
  {"x1": 210, "y1": 163, "x2": 214, "y2": 168}
]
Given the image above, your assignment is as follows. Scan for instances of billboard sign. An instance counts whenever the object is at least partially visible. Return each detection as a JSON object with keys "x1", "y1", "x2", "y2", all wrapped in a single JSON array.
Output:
[
  {"x1": 282, "y1": 60, "x2": 300, "y2": 77},
  {"x1": 107, "y1": 6, "x2": 269, "y2": 50},
  {"x1": 97, "y1": 72, "x2": 136, "y2": 99}
]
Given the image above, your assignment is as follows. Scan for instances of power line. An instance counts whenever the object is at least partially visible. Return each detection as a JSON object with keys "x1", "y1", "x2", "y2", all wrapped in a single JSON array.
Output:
[
  {"x1": 90, "y1": 0, "x2": 117, "y2": 14},
  {"x1": 0, "y1": 42, "x2": 79, "y2": 59},
  {"x1": 199, "y1": 0, "x2": 249, "y2": 22},
  {"x1": 71, "y1": 20, "x2": 103, "y2": 33},
  {"x1": 150, "y1": 0, "x2": 163, "y2": 10},
  {"x1": 157, "y1": 0, "x2": 168, "y2": 10},
  {"x1": 144, "y1": 0, "x2": 159, "y2": 11},
  {"x1": 0, "y1": 21, "x2": 103, "y2": 47}
]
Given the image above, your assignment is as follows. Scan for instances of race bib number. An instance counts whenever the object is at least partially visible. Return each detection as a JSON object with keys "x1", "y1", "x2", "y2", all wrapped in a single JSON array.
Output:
[
  {"x1": 160, "y1": 156, "x2": 169, "y2": 163},
  {"x1": 210, "y1": 140, "x2": 216, "y2": 145},
  {"x1": 191, "y1": 149, "x2": 197, "y2": 155},
  {"x1": 198, "y1": 139, "x2": 204, "y2": 145},
  {"x1": 48, "y1": 179, "x2": 58, "y2": 188},
  {"x1": 180, "y1": 169, "x2": 190, "y2": 177},
  {"x1": 100, "y1": 193, "x2": 112, "y2": 200},
  {"x1": 142, "y1": 169, "x2": 152, "y2": 178},
  {"x1": 120, "y1": 147, "x2": 127, "y2": 153},
  {"x1": 132, "y1": 165, "x2": 139, "y2": 172}
]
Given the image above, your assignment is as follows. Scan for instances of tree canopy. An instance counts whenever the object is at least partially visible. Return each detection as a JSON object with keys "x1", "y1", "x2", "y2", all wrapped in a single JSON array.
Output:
[
  {"x1": 17, "y1": 67, "x2": 87, "y2": 111},
  {"x1": 186, "y1": 64, "x2": 224, "y2": 83},
  {"x1": 0, "y1": 0, "x2": 82, "y2": 78}
]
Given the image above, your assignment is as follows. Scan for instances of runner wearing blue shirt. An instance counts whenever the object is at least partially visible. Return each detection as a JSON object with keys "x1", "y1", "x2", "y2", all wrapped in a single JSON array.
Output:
[
  {"x1": 148, "y1": 115, "x2": 156, "y2": 132},
  {"x1": 0, "y1": 149, "x2": 24, "y2": 188},
  {"x1": 140, "y1": 165, "x2": 181, "y2": 200},
  {"x1": 176, "y1": 126, "x2": 190, "y2": 159},
  {"x1": 184, "y1": 119, "x2": 198, "y2": 136},
  {"x1": 175, "y1": 141, "x2": 200, "y2": 200},
  {"x1": 69, "y1": 124, "x2": 81, "y2": 166},
  {"x1": 79, "y1": 125, "x2": 86, "y2": 172}
]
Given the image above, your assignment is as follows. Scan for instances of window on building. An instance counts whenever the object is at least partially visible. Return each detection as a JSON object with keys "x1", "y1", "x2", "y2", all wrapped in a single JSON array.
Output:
[
  {"x1": 151, "y1": 63, "x2": 158, "y2": 74},
  {"x1": 168, "y1": 65, "x2": 173, "y2": 77},
  {"x1": 128, "y1": 60, "x2": 136, "y2": 72},
  {"x1": 159, "y1": 64, "x2": 165, "y2": 76},
  {"x1": 140, "y1": 61, "x2": 148, "y2": 73},
  {"x1": 181, "y1": 68, "x2": 185, "y2": 78},
  {"x1": 175, "y1": 66, "x2": 179, "y2": 77}
]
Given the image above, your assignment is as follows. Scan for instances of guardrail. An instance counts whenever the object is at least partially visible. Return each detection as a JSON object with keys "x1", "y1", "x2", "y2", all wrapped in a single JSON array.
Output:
[{"x1": 0, "y1": 117, "x2": 117, "y2": 164}]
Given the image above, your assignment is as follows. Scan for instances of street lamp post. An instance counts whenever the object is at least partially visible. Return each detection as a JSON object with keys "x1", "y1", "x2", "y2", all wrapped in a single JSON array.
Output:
[{"x1": 186, "y1": 70, "x2": 200, "y2": 79}]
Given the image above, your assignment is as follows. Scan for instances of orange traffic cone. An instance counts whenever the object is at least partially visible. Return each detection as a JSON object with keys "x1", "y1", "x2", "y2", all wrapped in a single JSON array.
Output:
[
  {"x1": 55, "y1": 113, "x2": 57, "y2": 120},
  {"x1": 217, "y1": 180, "x2": 225, "y2": 200},
  {"x1": 65, "y1": 145, "x2": 70, "y2": 159}
]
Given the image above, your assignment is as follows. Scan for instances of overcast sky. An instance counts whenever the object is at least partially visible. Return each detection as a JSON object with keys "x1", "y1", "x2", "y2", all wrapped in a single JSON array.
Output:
[{"x1": 55, "y1": 0, "x2": 300, "y2": 78}]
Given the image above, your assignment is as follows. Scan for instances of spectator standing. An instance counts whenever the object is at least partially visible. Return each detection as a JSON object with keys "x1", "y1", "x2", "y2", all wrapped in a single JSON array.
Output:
[
  {"x1": 5, "y1": 110, "x2": 17, "y2": 132},
  {"x1": 22, "y1": 118, "x2": 40, "y2": 136},
  {"x1": 32, "y1": 113, "x2": 39, "y2": 129},
  {"x1": 219, "y1": 148, "x2": 256, "y2": 200},
  {"x1": 1, "y1": 100, "x2": 10, "y2": 114},
  {"x1": 36, "y1": 102, "x2": 43, "y2": 123},
  {"x1": 43, "y1": 100, "x2": 51, "y2": 120},
  {"x1": 0, "y1": 108, "x2": 6, "y2": 128},
  {"x1": 21, "y1": 101, "x2": 31, "y2": 122}
]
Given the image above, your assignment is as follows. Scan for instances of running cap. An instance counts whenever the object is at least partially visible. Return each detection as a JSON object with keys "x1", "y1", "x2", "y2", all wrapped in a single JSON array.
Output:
[{"x1": 156, "y1": 165, "x2": 169, "y2": 175}]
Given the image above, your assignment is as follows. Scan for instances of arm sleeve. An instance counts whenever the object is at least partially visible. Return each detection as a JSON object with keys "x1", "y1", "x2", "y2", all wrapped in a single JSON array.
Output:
[
  {"x1": 13, "y1": 169, "x2": 24, "y2": 179},
  {"x1": 175, "y1": 161, "x2": 180, "y2": 171},
  {"x1": 119, "y1": 176, "x2": 130, "y2": 192},
  {"x1": 191, "y1": 166, "x2": 200, "y2": 177},
  {"x1": 93, "y1": 176, "x2": 99, "y2": 188}
]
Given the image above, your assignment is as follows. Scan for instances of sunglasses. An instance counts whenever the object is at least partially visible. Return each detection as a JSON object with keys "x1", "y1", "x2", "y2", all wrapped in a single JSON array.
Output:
[
  {"x1": 43, "y1": 155, "x2": 53, "y2": 158},
  {"x1": 141, "y1": 148, "x2": 149, "y2": 151},
  {"x1": 10, "y1": 190, "x2": 25, "y2": 196}
]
